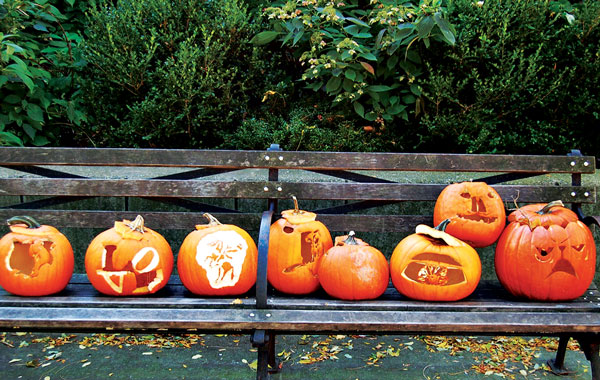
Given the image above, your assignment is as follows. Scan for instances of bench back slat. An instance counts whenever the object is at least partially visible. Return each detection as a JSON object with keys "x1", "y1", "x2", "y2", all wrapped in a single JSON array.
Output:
[{"x1": 0, "y1": 147, "x2": 595, "y2": 173}]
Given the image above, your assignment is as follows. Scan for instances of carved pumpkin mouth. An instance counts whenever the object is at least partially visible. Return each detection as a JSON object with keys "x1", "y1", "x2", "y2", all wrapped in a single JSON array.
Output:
[
  {"x1": 282, "y1": 230, "x2": 321, "y2": 275},
  {"x1": 401, "y1": 253, "x2": 467, "y2": 286},
  {"x1": 457, "y1": 213, "x2": 498, "y2": 223},
  {"x1": 7, "y1": 240, "x2": 54, "y2": 277},
  {"x1": 549, "y1": 259, "x2": 577, "y2": 278}
]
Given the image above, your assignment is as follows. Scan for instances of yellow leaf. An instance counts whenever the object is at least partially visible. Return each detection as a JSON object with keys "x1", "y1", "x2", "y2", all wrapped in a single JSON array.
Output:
[{"x1": 247, "y1": 359, "x2": 258, "y2": 370}]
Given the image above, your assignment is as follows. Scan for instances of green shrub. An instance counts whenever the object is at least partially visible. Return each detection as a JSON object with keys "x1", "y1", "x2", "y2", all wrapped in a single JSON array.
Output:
[
  {"x1": 0, "y1": 0, "x2": 86, "y2": 146},
  {"x1": 416, "y1": 0, "x2": 600, "y2": 155},
  {"x1": 78, "y1": 0, "x2": 287, "y2": 148}
]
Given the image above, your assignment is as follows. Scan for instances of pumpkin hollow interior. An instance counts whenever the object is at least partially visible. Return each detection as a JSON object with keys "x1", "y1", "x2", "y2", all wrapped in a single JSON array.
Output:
[
  {"x1": 401, "y1": 252, "x2": 467, "y2": 286},
  {"x1": 282, "y1": 230, "x2": 320, "y2": 273},
  {"x1": 9, "y1": 240, "x2": 54, "y2": 276}
]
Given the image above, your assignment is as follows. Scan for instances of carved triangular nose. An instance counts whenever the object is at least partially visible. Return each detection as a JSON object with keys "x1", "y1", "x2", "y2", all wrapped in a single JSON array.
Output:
[{"x1": 471, "y1": 198, "x2": 487, "y2": 213}]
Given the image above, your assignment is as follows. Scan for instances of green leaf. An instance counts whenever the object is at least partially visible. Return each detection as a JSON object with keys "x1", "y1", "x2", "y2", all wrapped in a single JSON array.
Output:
[
  {"x1": 359, "y1": 52, "x2": 377, "y2": 61},
  {"x1": 365, "y1": 111, "x2": 377, "y2": 121},
  {"x1": 344, "y1": 25, "x2": 359, "y2": 36},
  {"x1": 6, "y1": 65, "x2": 35, "y2": 92},
  {"x1": 388, "y1": 103, "x2": 406, "y2": 115},
  {"x1": 402, "y1": 94, "x2": 416, "y2": 104},
  {"x1": 23, "y1": 124, "x2": 36, "y2": 140},
  {"x1": 417, "y1": 16, "x2": 435, "y2": 39},
  {"x1": 0, "y1": 131, "x2": 23, "y2": 147},
  {"x1": 325, "y1": 76, "x2": 342, "y2": 93},
  {"x1": 353, "y1": 101, "x2": 365, "y2": 118},
  {"x1": 250, "y1": 31, "x2": 280, "y2": 45},
  {"x1": 433, "y1": 13, "x2": 455, "y2": 45},
  {"x1": 292, "y1": 30, "x2": 304, "y2": 46},
  {"x1": 26, "y1": 103, "x2": 44, "y2": 122},
  {"x1": 367, "y1": 85, "x2": 392, "y2": 92},
  {"x1": 346, "y1": 17, "x2": 369, "y2": 27},
  {"x1": 410, "y1": 84, "x2": 422, "y2": 96},
  {"x1": 387, "y1": 55, "x2": 399, "y2": 71},
  {"x1": 3, "y1": 95, "x2": 21, "y2": 104},
  {"x1": 375, "y1": 29, "x2": 386, "y2": 49},
  {"x1": 32, "y1": 135, "x2": 50, "y2": 146},
  {"x1": 345, "y1": 69, "x2": 357, "y2": 81},
  {"x1": 342, "y1": 78, "x2": 353, "y2": 92}
]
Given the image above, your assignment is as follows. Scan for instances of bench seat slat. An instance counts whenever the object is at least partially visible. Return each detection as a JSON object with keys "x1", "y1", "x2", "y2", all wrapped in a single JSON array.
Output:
[
  {"x1": 0, "y1": 148, "x2": 595, "y2": 173},
  {"x1": 0, "y1": 179, "x2": 595, "y2": 203}
]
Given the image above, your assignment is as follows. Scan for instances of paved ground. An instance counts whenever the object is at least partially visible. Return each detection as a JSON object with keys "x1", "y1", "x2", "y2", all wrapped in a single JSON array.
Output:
[{"x1": 0, "y1": 332, "x2": 593, "y2": 379}]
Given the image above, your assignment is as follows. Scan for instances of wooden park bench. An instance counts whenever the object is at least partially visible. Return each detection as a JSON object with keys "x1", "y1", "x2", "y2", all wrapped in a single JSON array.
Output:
[{"x1": 0, "y1": 145, "x2": 598, "y2": 379}]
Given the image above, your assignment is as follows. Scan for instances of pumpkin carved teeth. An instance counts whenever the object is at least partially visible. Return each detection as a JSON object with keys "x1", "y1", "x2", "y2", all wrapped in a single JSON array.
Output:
[{"x1": 457, "y1": 214, "x2": 498, "y2": 223}]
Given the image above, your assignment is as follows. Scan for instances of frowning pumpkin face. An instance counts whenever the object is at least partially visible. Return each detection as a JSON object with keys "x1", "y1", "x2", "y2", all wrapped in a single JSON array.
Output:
[
  {"x1": 390, "y1": 220, "x2": 482, "y2": 301},
  {"x1": 495, "y1": 201, "x2": 596, "y2": 301},
  {"x1": 434, "y1": 182, "x2": 506, "y2": 248}
]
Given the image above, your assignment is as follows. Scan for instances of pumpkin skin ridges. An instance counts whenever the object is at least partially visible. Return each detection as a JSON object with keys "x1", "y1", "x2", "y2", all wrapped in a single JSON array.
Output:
[
  {"x1": 390, "y1": 222, "x2": 481, "y2": 302},
  {"x1": 318, "y1": 233, "x2": 389, "y2": 301},
  {"x1": 495, "y1": 202, "x2": 596, "y2": 301},
  {"x1": 433, "y1": 182, "x2": 506, "y2": 248},
  {"x1": 85, "y1": 216, "x2": 173, "y2": 296},
  {"x1": 0, "y1": 218, "x2": 74, "y2": 296},
  {"x1": 177, "y1": 215, "x2": 257, "y2": 296}
]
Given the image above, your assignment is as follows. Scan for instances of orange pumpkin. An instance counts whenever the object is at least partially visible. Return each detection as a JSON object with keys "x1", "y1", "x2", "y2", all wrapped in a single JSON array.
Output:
[
  {"x1": 85, "y1": 215, "x2": 173, "y2": 296},
  {"x1": 267, "y1": 196, "x2": 333, "y2": 295},
  {"x1": 0, "y1": 216, "x2": 74, "y2": 296},
  {"x1": 318, "y1": 231, "x2": 389, "y2": 300},
  {"x1": 495, "y1": 201, "x2": 596, "y2": 301},
  {"x1": 178, "y1": 213, "x2": 257, "y2": 296},
  {"x1": 390, "y1": 220, "x2": 481, "y2": 301},
  {"x1": 433, "y1": 181, "x2": 506, "y2": 248}
]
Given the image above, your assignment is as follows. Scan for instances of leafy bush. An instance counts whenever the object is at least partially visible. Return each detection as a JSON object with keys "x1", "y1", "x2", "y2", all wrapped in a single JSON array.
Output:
[
  {"x1": 78, "y1": 0, "x2": 287, "y2": 148},
  {"x1": 0, "y1": 0, "x2": 86, "y2": 146},
  {"x1": 416, "y1": 0, "x2": 600, "y2": 155},
  {"x1": 253, "y1": 0, "x2": 456, "y2": 125}
]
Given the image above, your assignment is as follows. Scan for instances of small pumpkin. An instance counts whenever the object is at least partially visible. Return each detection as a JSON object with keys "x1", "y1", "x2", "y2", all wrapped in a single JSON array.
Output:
[
  {"x1": 390, "y1": 219, "x2": 481, "y2": 301},
  {"x1": 433, "y1": 181, "x2": 506, "y2": 248},
  {"x1": 85, "y1": 215, "x2": 173, "y2": 296},
  {"x1": 178, "y1": 213, "x2": 258, "y2": 296},
  {"x1": 495, "y1": 200, "x2": 596, "y2": 301},
  {"x1": 0, "y1": 216, "x2": 74, "y2": 296},
  {"x1": 268, "y1": 196, "x2": 333, "y2": 295},
  {"x1": 318, "y1": 231, "x2": 389, "y2": 301}
]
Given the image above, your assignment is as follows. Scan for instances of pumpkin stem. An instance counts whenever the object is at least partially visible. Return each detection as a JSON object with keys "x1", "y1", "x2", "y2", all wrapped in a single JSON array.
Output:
[
  {"x1": 291, "y1": 195, "x2": 305, "y2": 215},
  {"x1": 6, "y1": 216, "x2": 41, "y2": 229},
  {"x1": 434, "y1": 218, "x2": 452, "y2": 232},
  {"x1": 203, "y1": 213, "x2": 222, "y2": 226},
  {"x1": 537, "y1": 200, "x2": 564, "y2": 215},
  {"x1": 127, "y1": 215, "x2": 146, "y2": 233},
  {"x1": 344, "y1": 231, "x2": 359, "y2": 245}
]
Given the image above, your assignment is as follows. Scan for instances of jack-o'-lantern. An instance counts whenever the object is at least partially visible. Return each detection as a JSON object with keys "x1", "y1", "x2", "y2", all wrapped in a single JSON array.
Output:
[
  {"x1": 318, "y1": 231, "x2": 389, "y2": 300},
  {"x1": 390, "y1": 220, "x2": 481, "y2": 301},
  {"x1": 178, "y1": 213, "x2": 257, "y2": 296},
  {"x1": 268, "y1": 196, "x2": 333, "y2": 295},
  {"x1": 495, "y1": 201, "x2": 596, "y2": 301},
  {"x1": 0, "y1": 216, "x2": 74, "y2": 296},
  {"x1": 433, "y1": 181, "x2": 506, "y2": 248},
  {"x1": 85, "y1": 215, "x2": 173, "y2": 296}
]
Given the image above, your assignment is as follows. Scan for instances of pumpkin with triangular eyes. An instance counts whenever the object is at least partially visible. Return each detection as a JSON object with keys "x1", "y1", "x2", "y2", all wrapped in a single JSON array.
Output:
[
  {"x1": 434, "y1": 181, "x2": 506, "y2": 248},
  {"x1": 85, "y1": 215, "x2": 173, "y2": 296},
  {"x1": 494, "y1": 201, "x2": 596, "y2": 301}
]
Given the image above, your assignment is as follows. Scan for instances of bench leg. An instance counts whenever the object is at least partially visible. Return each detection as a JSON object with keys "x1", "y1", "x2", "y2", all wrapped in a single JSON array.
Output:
[
  {"x1": 547, "y1": 335, "x2": 574, "y2": 376},
  {"x1": 576, "y1": 336, "x2": 600, "y2": 380},
  {"x1": 251, "y1": 330, "x2": 280, "y2": 380}
]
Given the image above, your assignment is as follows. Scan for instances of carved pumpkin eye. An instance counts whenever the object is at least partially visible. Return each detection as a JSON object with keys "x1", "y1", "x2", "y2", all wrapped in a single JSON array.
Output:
[
  {"x1": 573, "y1": 244, "x2": 585, "y2": 252},
  {"x1": 535, "y1": 248, "x2": 552, "y2": 262},
  {"x1": 460, "y1": 192, "x2": 470, "y2": 199},
  {"x1": 488, "y1": 192, "x2": 496, "y2": 198}
]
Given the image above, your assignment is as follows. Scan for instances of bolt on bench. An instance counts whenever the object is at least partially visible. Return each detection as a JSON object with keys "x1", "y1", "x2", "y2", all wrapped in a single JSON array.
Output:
[{"x1": 0, "y1": 146, "x2": 597, "y2": 379}]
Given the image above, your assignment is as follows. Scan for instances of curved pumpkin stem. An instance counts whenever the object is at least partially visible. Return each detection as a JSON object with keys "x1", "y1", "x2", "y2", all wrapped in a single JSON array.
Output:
[
  {"x1": 126, "y1": 215, "x2": 146, "y2": 233},
  {"x1": 291, "y1": 195, "x2": 305, "y2": 215},
  {"x1": 7, "y1": 216, "x2": 41, "y2": 229},
  {"x1": 344, "y1": 231, "x2": 359, "y2": 245},
  {"x1": 434, "y1": 218, "x2": 452, "y2": 232},
  {"x1": 537, "y1": 200, "x2": 564, "y2": 215},
  {"x1": 202, "y1": 213, "x2": 222, "y2": 226}
]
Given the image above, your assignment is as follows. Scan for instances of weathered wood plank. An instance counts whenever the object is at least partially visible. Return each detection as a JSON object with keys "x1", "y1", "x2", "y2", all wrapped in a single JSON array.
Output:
[
  {"x1": 0, "y1": 147, "x2": 594, "y2": 173},
  {"x1": 0, "y1": 179, "x2": 595, "y2": 203}
]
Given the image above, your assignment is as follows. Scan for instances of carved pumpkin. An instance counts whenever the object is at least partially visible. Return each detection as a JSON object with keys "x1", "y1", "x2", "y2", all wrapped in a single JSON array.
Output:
[
  {"x1": 495, "y1": 201, "x2": 596, "y2": 301},
  {"x1": 390, "y1": 220, "x2": 481, "y2": 301},
  {"x1": 318, "y1": 232, "x2": 389, "y2": 300},
  {"x1": 0, "y1": 216, "x2": 74, "y2": 296},
  {"x1": 268, "y1": 196, "x2": 333, "y2": 295},
  {"x1": 177, "y1": 213, "x2": 257, "y2": 296},
  {"x1": 433, "y1": 181, "x2": 506, "y2": 248},
  {"x1": 85, "y1": 215, "x2": 173, "y2": 296}
]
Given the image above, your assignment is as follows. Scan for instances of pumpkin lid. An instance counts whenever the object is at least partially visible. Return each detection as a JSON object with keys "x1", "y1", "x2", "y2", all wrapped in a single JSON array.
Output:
[
  {"x1": 195, "y1": 213, "x2": 223, "y2": 230},
  {"x1": 510, "y1": 200, "x2": 577, "y2": 228},
  {"x1": 281, "y1": 196, "x2": 317, "y2": 224},
  {"x1": 415, "y1": 219, "x2": 464, "y2": 247},
  {"x1": 114, "y1": 215, "x2": 147, "y2": 241}
]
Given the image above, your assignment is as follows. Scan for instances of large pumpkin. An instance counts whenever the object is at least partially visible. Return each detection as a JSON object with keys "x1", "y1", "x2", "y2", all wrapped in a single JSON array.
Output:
[
  {"x1": 178, "y1": 213, "x2": 257, "y2": 296},
  {"x1": 318, "y1": 231, "x2": 389, "y2": 300},
  {"x1": 495, "y1": 201, "x2": 596, "y2": 301},
  {"x1": 390, "y1": 220, "x2": 481, "y2": 301},
  {"x1": 85, "y1": 215, "x2": 173, "y2": 296},
  {"x1": 0, "y1": 216, "x2": 74, "y2": 296},
  {"x1": 433, "y1": 181, "x2": 506, "y2": 248},
  {"x1": 268, "y1": 196, "x2": 333, "y2": 295}
]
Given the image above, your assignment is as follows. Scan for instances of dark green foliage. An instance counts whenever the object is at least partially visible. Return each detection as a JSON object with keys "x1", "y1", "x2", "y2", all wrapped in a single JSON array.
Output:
[
  {"x1": 416, "y1": 0, "x2": 600, "y2": 155},
  {"x1": 77, "y1": 0, "x2": 286, "y2": 148},
  {"x1": 0, "y1": 0, "x2": 86, "y2": 146}
]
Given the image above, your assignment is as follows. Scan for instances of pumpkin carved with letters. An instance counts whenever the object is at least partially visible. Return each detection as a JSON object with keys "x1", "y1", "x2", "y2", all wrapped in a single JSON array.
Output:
[
  {"x1": 85, "y1": 215, "x2": 173, "y2": 296},
  {"x1": 0, "y1": 216, "x2": 74, "y2": 296},
  {"x1": 434, "y1": 181, "x2": 506, "y2": 248},
  {"x1": 495, "y1": 201, "x2": 596, "y2": 301},
  {"x1": 390, "y1": 220, "x2": 481, "y2": 301},
  {"x1": 268, "y1": 196, "x2": 333, "y2": 295},
  {"x1": 178, "y1": 213, "x2": 257, "y2": 296}
]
